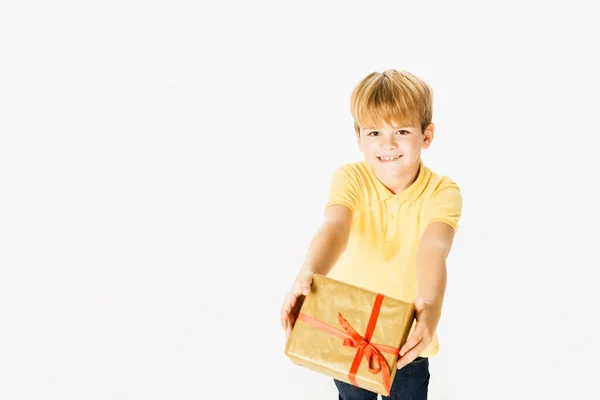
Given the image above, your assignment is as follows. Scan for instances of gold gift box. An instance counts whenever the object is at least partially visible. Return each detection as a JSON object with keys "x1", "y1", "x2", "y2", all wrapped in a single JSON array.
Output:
[{"x1": 284, "y1": 274, "x2": 415, "y2": 396}]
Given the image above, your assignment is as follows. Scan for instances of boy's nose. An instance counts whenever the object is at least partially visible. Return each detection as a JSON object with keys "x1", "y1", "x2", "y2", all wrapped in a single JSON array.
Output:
[{"x1": 383, "y1": 139, "x2": 397, "y2": 149}]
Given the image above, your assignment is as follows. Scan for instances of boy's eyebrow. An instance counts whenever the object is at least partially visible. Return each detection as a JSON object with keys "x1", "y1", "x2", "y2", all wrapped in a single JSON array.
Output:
[{"x1": 364, "y1": 123, "x2": 415, "y2": 129}]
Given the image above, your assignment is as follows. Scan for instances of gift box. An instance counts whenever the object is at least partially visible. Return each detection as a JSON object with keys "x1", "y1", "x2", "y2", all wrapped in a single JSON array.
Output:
[{"x1": 284, "y1": 274, "x2": 415, "y2": 396}]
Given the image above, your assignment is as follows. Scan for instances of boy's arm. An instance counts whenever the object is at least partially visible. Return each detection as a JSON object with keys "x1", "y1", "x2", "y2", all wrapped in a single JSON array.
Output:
[
  {"x1": 281, "y1": 204, "x2": 353, "y2": 343},
  {"x1": 416, "y1": 221, "x2": 456, "y2": 317},
  {"x1": 297, "y1": 204, "x2": 353, "y2": 278},
  {"x1": 397, "y1": 221, "x2": 457, "y2": 368},
  {"x1": 415, "y1": 183, "x2": 462, "y2": 312}
]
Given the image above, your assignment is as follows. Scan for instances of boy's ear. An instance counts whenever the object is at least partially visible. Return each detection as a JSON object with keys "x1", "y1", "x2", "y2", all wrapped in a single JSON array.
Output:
[{"x1": 422, "y1": 123, "x2": 434, "y2": 149}]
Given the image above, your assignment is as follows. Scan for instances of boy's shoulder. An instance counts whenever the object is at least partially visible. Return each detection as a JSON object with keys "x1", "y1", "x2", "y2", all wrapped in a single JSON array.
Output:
[
  {"x1": 332, "y1": 160, "x2": 371, "y2": 180},
  {"x1": 424, "y1": 165, "x2": 460, "y2": 193},
  {"x1": 335, "y1": 160, "x2": 368, "y2": 171}
]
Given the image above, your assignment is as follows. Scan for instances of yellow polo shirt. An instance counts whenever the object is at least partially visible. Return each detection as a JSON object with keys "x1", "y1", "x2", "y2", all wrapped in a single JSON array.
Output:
[{"x1": 324, "y1": 158, "x2": 463, "y2": 358}]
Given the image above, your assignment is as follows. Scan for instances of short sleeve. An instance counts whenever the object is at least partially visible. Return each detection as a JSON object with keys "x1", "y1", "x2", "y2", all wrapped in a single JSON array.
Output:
[
  {"x1": 424, "y1": 183, "x2": 463, "y2": 232},
  {"x1": 324, "y1": 165, "x2": 362, "y2": 216}
]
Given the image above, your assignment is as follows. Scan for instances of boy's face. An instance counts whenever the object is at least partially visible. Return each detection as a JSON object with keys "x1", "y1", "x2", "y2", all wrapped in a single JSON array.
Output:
[{"x1": 356, "y1": 119, "x2": 434, "y2": 175}]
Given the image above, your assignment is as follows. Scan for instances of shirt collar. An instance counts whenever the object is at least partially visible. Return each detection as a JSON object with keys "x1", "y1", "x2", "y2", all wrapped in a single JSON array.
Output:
[{"x1": 364, "y1": 159, "x2": 430, "y2": 204}]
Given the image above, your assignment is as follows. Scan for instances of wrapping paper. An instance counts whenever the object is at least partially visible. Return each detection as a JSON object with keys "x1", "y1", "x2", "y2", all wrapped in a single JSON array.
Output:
[{"x1": 284, "y1": 274, "x2": 415, "y2": 396}]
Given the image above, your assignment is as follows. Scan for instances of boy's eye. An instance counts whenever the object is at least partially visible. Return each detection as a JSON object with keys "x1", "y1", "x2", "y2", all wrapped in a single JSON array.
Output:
[{"x1": 367, "y1": 130, "x2": 409, "y2": 136}]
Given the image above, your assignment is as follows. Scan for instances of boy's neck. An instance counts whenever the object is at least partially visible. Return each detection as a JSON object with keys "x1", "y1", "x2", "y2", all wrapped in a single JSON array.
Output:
[{"x1": 373, "y1": 159, "x2": 421, "y2": 195}]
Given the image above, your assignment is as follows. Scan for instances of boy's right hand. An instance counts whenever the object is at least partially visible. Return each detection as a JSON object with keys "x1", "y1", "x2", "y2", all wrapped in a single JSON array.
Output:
[{"x1": 281, "y1": 270, "x2": 314, "y2": 345}]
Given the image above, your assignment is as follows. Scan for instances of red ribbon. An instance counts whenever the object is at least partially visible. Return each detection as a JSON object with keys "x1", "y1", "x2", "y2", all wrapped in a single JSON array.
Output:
[{"x1": 297, "y1": 293, "x2": 398, "y2": 395}]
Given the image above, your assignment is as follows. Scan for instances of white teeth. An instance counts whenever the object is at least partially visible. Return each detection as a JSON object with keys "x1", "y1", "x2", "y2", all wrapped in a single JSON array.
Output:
[{"x1": 379, "y1": 155, "x2": 401, "y2": 161}]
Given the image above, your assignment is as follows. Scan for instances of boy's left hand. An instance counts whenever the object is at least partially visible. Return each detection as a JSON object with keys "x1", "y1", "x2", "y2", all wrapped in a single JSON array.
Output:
[{"x1": 396, "y1": 297, "x2": 441, "y2": 369}]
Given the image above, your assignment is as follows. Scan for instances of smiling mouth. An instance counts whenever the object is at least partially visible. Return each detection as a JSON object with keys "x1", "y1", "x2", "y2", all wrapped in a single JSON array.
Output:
[{"x1": 377, "y1": 155, "x2": 402, "y2": 161}]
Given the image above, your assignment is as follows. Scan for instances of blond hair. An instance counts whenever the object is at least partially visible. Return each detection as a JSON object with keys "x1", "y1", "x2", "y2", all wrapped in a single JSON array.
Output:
[{"x1": 350, "y1": 69, "x2": 433, "y2": 135}]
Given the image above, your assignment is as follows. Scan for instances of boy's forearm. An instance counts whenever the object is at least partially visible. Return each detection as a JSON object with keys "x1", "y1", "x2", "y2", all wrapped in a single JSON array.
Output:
[
  {"x1": 298, "y1": 224, "x2": 349, "y2": 279},
  {"x1": 416, "y1": 251, "x2": 447, "y2": 313},
  {"x1": 416, "y1": 222, "x2": 455, "y2": 313}
]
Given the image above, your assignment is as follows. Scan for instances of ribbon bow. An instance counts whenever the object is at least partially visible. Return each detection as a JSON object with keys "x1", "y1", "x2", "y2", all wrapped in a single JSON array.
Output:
[
  {"x1": 296, "y1": 293, "x2": 399, "y2": 395},
  {"x1": 338, "y1": 312, "x2": 392, "y2": 389}
]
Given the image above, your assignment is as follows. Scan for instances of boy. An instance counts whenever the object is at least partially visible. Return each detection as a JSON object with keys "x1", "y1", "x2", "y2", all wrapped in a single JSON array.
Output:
[{"x1": 280, "y1": 69, "x2": 463, "y2": 400}]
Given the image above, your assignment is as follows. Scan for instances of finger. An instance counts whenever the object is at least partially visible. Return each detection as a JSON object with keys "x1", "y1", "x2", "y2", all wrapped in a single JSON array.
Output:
[
  {"x1": 286, "y1": 311, "x2": 295, "y2": 327},
  {"x1": 281, "y1": 291, "x2": 298, "y2": 314},
  {"x1": 281, "y1": 294, "x2": 296, "y2": 329},
  {"x1": 397, "y1": 341, "x2": 425, "y2": 369},
  {"x1": 282, "y1": 296, "x2": 293, "y2": 316},
  {"x1": 280, "y1": 297, "x2": 291, "y2": 328},
  {"x1": 281, "y1": 309, "x2": 292, "y2": 330},
  {"x1": 299, "y1": 282, "x2": 311, "y2": 296},
  {"x1": 292, "y1": 280, "x2": 304, "y2": 296},
  {"x1": 413, "y1": 297, "x2": 426, "y2": 312},
  {"x1": 285, "y1": 305, "x2": 298, "y2": 330},
  {"x1": 281, "y1": 282, "x2": 310, "y2": 330},
  {"x1": 296, "y1": 273, "x2": 313, "y2": 294},
  {"x1": 285, "y1": 325, "x2": 292, "y2": 344},
  {"x1": 281, "y1": 296, "x2": 291, "y2": 328},
  {"x1": 400, "y1": 328, "x2": 423, "y2": 357}
]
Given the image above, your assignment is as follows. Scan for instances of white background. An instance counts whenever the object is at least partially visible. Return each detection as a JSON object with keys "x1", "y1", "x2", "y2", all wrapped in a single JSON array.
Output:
[{"x1": 1, "y1": 1, "x2": 599, "y2": 399}]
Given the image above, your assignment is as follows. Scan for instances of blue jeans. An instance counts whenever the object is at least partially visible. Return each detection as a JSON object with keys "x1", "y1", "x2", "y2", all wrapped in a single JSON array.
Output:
[{"x1": 334, "y1": 357, "x2": 430, "y2": 400}]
